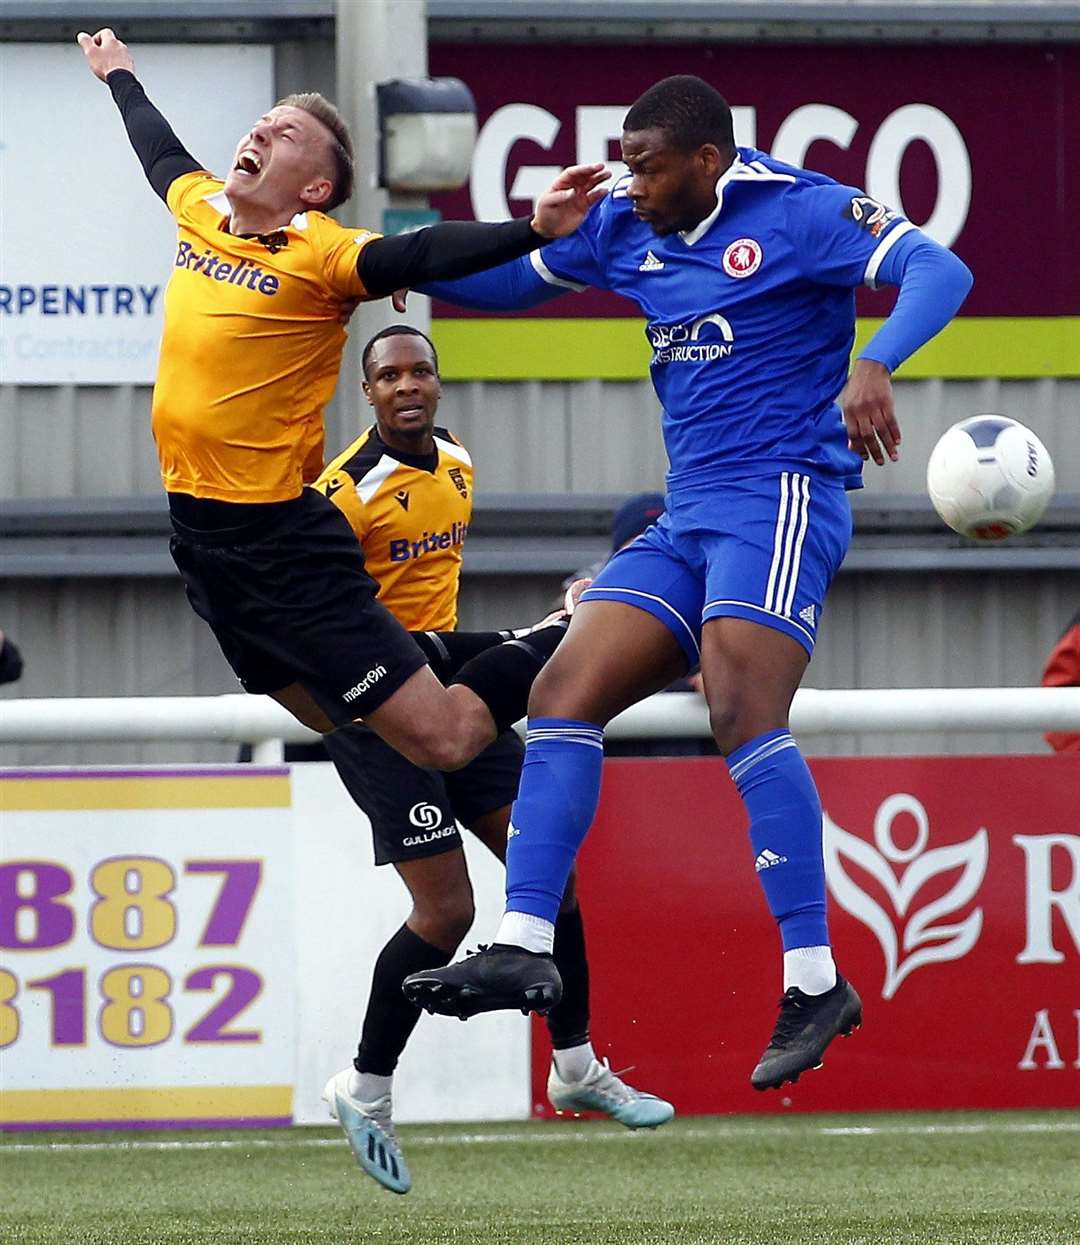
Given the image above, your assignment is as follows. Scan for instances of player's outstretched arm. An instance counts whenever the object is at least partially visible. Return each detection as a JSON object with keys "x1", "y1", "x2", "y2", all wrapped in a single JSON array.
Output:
[
  {"x1": 412, "y1": 254, "x2": 565, "y2": 312},
  {"x1": 843, "y1": 236, "x2": 972, "y2": 466},
  {"x1": 76, "y1": 28, "x2": 200, "y2": 203},
  {"x1": 357, "y1": 164, "x2": 609, "y2": 299}
]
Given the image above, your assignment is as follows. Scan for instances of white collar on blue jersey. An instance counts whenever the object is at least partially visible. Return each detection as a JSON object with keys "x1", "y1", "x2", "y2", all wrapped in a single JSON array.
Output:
[
  {"x1": 678, "y1": 153, "x2": 797, "y2": 247},
  {"x1": 679, "y1": 154, "x2": 745, "y2": 247}
]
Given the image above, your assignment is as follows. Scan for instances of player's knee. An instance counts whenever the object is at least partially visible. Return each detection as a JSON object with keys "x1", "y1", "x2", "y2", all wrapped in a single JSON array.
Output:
[
  {"x1": 417, "y1": 735, "x2": 473, "y2": 772},
  {"x1": 393, "y1": 718, "x2": 471, "y2": 771},
  {"x1": 709, "y1": 692, "x2": 789, "y2": 756},
  {"x1": 529, "y1": 654, "x2": 593, "y2": 720},
  {"x1": 413, "y1": 888, "x2": 474, "y2": 949},
  {"x1": 708, "y1": 693, "x2": 769, "y2": 756}
]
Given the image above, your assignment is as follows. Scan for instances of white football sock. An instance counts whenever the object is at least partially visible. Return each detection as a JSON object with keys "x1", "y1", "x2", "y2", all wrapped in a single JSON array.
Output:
[
  {"x1": 348, "y1": 1070, "x2": 392, "y2": 1103},
  {"x1": 553, "y1": 1041, "x2": 596, "y2": 1084},
  {"x1": 783, "y1": 945, "x2": 837, "y2": 996},
  {"x1": 495, "y1": 910, "x2": 555, "y2": 955}
]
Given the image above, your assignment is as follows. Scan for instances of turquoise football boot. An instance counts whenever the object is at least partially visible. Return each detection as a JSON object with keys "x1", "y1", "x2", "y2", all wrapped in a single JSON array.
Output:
[
  {"x1": 547, "y1": 1057, "x2": 675, "y2": 1129},
  {"x1": 323, "y1": 1068, "x2": 411, "y2": 1194}
]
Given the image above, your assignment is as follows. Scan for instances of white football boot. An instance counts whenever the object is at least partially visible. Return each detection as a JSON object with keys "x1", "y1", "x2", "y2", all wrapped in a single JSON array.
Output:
[
  {"x1": 547, "y1": 1057, "x2": 675, "y2": 1129},
  {"x1": 323, "y1": 1068, "x2": 411, "y2": 1194}
]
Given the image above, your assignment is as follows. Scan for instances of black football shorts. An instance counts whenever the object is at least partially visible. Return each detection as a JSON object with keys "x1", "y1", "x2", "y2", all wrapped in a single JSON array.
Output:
[
  {"x1": 169, "y1": 488, "x2": 426, "y2": 726},
  {"x1": 324, "y1": 722, "x2": 525, "y2": 865}
]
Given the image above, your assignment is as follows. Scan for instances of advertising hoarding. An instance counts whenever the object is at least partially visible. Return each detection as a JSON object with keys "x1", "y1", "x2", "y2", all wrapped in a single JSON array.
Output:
[
  {"x1": 532, "y1": 755, "x2": 1080, "y2": 1116},
  {"x1": 429, "y1": 43, "x2": 1079, "y2": 380},
  {"x1": 0, "y1": 763, "x2": 530, "y2": 1130},
  {"x1": 1, "y1": 768, "x2": 295, "y2": 1129},
  {"x1": 0, "y1": 44, "x2": 273, "y2": 386}
]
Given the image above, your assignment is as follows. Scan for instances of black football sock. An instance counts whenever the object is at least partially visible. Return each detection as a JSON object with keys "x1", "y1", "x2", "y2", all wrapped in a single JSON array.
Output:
[
  {"x1": 450, "y1": 620, "x2": 569, "y2": 734},
  {"x1": 354, "y1": 923, "x2": 451, "y2": 1076},
  {"x1": 410, "y1": 629, "x2": 512, "y2": 684},
  {"x1": 547, "y1": 902, "x2": 591, "y2": 1051}
]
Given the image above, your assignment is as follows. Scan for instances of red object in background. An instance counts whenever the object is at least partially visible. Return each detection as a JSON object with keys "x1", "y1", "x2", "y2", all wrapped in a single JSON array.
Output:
[
  {"x1": 1042, "y1": 614, "x2": 1080, "y2": 754},
  {"x1": 532, "y1": 756, "x2": 1080, "y2": 1117},
  {"x1": 430, "y1": 42, "x2": 1079, "y2": 321}
]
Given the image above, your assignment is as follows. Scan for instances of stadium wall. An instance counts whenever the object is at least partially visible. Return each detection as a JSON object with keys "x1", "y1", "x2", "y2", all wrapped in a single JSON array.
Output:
[{"x1": 1, "y1": 12, "x2": 1077, "y2": 763}]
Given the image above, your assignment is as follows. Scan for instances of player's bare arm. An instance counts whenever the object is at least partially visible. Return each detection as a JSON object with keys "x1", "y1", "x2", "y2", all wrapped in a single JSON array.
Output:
[{"x1": 841, "y1": 357, "x2": 901, "y2": 467}]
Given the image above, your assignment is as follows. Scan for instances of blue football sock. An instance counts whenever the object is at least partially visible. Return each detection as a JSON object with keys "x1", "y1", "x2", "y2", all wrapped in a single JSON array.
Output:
[
  {"x1": 504, "y1": 718, "x2": 604, "y2": 925},
  {"x1": 726, "y1": 728, "x2": 830, "y2": 951}
]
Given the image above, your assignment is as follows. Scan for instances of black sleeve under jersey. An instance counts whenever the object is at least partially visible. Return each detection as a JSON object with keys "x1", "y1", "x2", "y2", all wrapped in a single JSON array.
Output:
[
  {"x1": 106, "y1": 69, "x2": 202, "y2": 203},
  {"x1": 357, "y1": 218, "x2": 546, "y2": 299}
]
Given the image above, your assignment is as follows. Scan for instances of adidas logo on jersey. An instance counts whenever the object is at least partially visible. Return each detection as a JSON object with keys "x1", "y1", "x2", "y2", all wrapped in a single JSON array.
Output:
[
  {"x1": 755, "y1": 848, "x2": 788, "y2": 872},
  {"x1": 639, "y1": 250, "x2": 665, "y2": 272},
  {"x1": 799, "y1": 604, "x2": 816, "y2": 627}
]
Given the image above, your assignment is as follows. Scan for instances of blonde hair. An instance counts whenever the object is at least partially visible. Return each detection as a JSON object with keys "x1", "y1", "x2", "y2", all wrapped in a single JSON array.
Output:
[{"x1": 276, "y1": 92, "x2": 354, "y2": 209}]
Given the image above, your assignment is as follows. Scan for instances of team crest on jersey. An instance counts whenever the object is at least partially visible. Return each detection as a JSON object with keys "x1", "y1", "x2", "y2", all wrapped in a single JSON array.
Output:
[
  {"x1": 448, "y1": 467, "x2": 468, "y2": 499},
  {"x1": 722, "y1": 238, "x2": 762, "y2": 279},
  {"x1": 845, "y1": 196, "x2": 897, "y2": 238},
  {"x1": 256, "y1": 230, "x2": 289, "y2": 254}
]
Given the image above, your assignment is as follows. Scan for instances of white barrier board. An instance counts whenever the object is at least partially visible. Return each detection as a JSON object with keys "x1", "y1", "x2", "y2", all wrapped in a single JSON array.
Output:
[
  {"x1": 0, "y1": 767, "x2": 296, "y2": 1128},
  {"x1": 0, "y1": 763, "x2": 530, "y2": 1130},
  {"x1": 289, "y1": 763, "x2": 530, "y2": 1126}
]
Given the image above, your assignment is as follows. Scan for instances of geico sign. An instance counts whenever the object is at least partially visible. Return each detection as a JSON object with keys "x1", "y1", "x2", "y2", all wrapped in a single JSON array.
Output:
[{"x1": 471, "y1": 102, "x2": 971, "y2": 248}]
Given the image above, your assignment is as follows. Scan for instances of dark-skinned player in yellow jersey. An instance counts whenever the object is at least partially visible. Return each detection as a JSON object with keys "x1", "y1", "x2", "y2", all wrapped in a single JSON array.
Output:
[
  {"x1": 76, "y1": 28, "x2": 609, "y2": 771},
  {"x1": 313, "y1": 326, "x2": 673, "y2": 1194}
]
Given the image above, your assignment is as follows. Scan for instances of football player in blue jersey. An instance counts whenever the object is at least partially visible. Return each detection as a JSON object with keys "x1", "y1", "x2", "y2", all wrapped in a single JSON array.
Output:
[{"x1": 403, "y1": 75, "x2": 973, "y2": 1091}]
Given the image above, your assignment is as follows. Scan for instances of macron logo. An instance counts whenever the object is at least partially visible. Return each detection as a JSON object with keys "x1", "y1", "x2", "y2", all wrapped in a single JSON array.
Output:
[
  {"x1": 342, "y1": 665, "x2": 387, "y2": 703},
  {"x1": 755, "y1": 849, "x2": 788, "y2": 872},
  {"x1": 639, "y1": 250, "x2": 665, "y2": 272}
]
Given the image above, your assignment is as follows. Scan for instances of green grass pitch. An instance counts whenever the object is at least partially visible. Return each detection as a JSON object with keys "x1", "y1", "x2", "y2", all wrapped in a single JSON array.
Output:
[{"x1": 4, "y1": 1112, "x2": 1078, "y2": 1244}]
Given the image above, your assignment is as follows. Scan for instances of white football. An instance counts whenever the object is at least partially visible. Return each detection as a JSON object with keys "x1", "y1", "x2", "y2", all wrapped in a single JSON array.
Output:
[{"x1": 926, "y1": 415, "x2": 1055, "y2": 541}]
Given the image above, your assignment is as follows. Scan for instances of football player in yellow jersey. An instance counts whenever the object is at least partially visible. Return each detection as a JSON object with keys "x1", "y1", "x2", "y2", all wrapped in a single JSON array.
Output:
[
  {"x1": 311, "y1": 327, "x2": 673, "y2": 1194},
  {"x1": 77, "y1": 28, "x2": 609, "y2": 774}
]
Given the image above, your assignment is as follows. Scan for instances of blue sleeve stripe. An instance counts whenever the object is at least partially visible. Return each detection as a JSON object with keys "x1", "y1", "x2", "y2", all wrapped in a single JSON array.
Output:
[
  {"x1": 864, "y1": 220, "x2": 918, "y2": 289},
  {"x1": 529, "y1": 249, "x2": 589, "y2": 293}
]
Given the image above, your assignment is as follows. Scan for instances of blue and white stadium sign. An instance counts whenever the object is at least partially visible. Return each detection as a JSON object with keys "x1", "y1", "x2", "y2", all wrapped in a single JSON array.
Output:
[{"x1": 0, "y1": 43, "x2": 273, "y2": 385}]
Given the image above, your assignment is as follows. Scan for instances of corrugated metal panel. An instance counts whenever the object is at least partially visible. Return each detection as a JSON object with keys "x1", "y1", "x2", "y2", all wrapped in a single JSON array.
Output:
[
  {"x1": 3, "y1": 568, "x2": 1077, "y2": 765},
  {"x1": 0, "y1": 577, "x2": 238, "y2": 766},
  {"x1": 442, "y1": 375, "x2": 1079, "y2": 495},
  {"x1": 4, "y1": 377, "x2": 1071, "y2": 500},
  {"x1": 801, "y1": 569, "x2": 1079, "y2": 757}
]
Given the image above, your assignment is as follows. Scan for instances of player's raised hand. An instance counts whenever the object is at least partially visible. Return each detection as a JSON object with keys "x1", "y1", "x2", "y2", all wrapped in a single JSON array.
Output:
[
  {"x1": 76, "y1": 28, "x2": 135, "y2": 82},
  {"x1": 530, "y1": 163, "x2": 611, "y2": 239},
  {"x1": 841, "y1": 358, "x2": 901, "y2": 466}
]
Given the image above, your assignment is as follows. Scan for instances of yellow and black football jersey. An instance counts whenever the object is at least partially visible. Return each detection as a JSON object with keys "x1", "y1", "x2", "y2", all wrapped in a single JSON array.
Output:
[
  {"x1": 312, "y1": 425, "x2": 474, "y2": 631},
  {"x1": 153, "y1": 171, "x2": 381, "y2": 504}
]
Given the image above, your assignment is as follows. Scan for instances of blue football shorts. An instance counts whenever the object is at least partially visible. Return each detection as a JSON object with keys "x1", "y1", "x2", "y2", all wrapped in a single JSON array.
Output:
[{"x1": 580, "y1": 471, "x2": 853, "y2": 664}]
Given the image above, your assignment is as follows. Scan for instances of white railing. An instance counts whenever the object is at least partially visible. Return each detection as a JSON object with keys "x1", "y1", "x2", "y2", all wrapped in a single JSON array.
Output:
[{"x1": 2, "y1": 688, "x2": 1080, "y2": 763}]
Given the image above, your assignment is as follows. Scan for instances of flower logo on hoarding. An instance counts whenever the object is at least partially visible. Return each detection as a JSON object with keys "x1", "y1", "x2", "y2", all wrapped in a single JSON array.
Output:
[{"x1": 823, "y1": 793, "x2": 989, "y2": 999}]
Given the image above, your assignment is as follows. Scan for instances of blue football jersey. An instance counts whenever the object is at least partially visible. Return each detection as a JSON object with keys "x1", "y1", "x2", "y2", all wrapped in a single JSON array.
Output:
[{"x1": 530, "y1": 148, "x2": 919, "y2": 490}]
